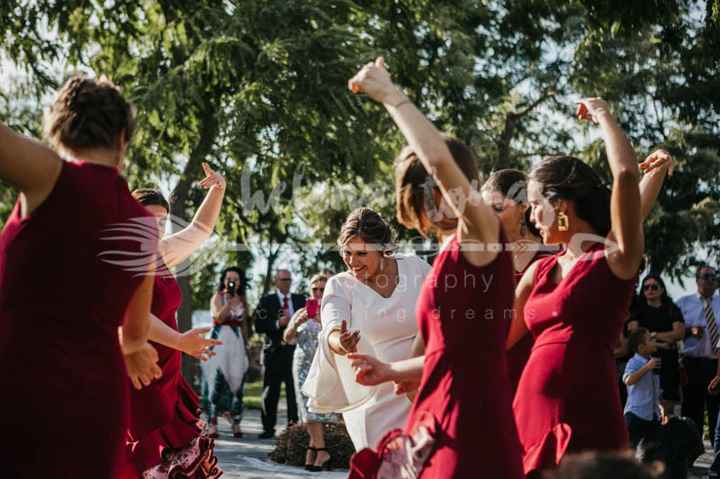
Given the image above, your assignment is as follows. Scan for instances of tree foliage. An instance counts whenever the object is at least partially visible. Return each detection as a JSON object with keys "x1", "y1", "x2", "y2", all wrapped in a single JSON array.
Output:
[{"x1": 1, "y1": 0, "x2": 718, "y2": 297}]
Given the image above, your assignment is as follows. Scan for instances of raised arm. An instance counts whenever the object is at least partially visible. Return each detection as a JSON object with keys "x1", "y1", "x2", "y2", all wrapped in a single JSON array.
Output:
[
  {"x1": 160, "y1": 162, "x2": 225, "y2": 269},
  {"x1": 638, "y1": 149, "x2": 673, "y2": 221},
  {"x1": 578, "y1": 98, "x2": 643, "y2": 279},
  {"x1": 348, "y1": 58, "x2": 500, "y2": 267},
  {"x1": 0, "y1": 123, "x2": 62, "y2": 213},
  {"x1": 506, "y1": 260, "x2": 540, "y2": 350},
  {"x1": 624, "y1": 358, "x2": 657, "y2": 386}
]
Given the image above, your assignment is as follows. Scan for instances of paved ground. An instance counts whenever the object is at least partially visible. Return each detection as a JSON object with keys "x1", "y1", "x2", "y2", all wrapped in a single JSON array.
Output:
[
  {"x1": 212, "y1": 406, "x2": 347, "y2": 479},
  {"x1": 213, "y1": 406, "x2": 716, "y2": 478}
]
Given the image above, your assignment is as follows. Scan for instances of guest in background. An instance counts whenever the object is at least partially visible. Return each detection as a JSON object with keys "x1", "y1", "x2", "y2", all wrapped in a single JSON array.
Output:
[
  {"x1": 254, "y1": 269, "x2": 305, "y2": 438},
  {"x1": 628, "y1": 274, "x2": 684, "y2": 415},
  {"x1": 205, "y1": 267, "x2": 250, "y2": 438},
  {"x1": 283, "y1": 273, "x2": 340, "y2": 471},
  {"x1": 677, "y1": 265, "x2": 720, "y2": 445},
  {"x1": 624, "y1": 328, "x2": 664, "y2": 449}
]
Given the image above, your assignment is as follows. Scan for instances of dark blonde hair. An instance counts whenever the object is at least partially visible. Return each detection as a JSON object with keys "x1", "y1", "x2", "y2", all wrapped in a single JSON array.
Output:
[
  {"x1": 44, "y1": 75, "x2": 135, "y2": 153},
  {"x1": 394, "y1": 136, "x2": 479, "y2": 237},
  {"x1": 337, "y1": 208, "x2": 394, "y2": 254}
]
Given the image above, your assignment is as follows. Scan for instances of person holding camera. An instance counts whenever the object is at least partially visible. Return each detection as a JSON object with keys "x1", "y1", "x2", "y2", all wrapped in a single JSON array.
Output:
[
  {"x1": 254, "y1": 268, "x2": 306, "y2": 439},
  {"x1": 677, "y1": 265, "x2": 720, "y2": 445},
  {"x1": 283, "y1": 273, "x2": 341, "y2": 471},
  {"x1": 206, "y1": 267, "x2": 250, "y2": 438}
]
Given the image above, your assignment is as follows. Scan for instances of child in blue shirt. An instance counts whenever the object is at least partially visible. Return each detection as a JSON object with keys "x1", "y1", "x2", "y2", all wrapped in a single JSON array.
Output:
[{"x1": 624, "y1": 327, "x2": 665, "y2": 448}]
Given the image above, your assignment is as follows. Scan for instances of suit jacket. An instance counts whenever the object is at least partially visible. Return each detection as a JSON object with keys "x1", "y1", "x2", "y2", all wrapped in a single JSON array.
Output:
[{"x1": 254, "y1": 292, "x2": 306, "y2": 352}]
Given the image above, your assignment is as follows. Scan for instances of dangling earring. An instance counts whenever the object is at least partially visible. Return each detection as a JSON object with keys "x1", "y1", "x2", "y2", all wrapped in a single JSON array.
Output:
[{"x1": 557, "y1": 211, "x2": 569, "y2": 232}]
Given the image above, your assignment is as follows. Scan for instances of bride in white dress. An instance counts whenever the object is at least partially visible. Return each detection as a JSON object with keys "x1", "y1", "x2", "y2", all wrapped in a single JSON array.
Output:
[{"x1": 303, "y1": 208, "x2": 431, "y2": 450}]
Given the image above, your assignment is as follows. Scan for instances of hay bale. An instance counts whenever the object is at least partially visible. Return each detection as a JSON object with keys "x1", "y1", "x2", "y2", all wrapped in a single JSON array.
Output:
[{"x1": 269, "y1": 422, "x2": 355, "y2": 469}]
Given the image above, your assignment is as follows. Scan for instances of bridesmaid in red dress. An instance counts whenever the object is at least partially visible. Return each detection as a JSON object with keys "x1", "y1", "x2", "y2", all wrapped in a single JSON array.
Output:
[
  {"x1": 344, "y1": 58, "x2": 524, "y2": 479},
  {"x1": 0, "y1": 76, "x2": 162, "y2": 478},
  {"x1": 507, "y1": 98, "x2": 645, "y2": 477},
  {"x1": 480, "y1": 169, "x2": 557, "y2": 393},
  {"x1": 124, "y1": 173, "x2": 226, "y2": 479}
]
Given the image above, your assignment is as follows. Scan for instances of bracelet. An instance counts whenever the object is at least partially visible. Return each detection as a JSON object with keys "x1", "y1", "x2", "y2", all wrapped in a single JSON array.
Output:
[{"x1": 390, "y1": 97, "x2": 412, "y2": 109}]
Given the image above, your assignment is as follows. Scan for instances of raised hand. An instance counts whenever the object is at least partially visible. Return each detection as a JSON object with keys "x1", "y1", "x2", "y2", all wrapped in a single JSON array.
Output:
[
  {"x1": 199, "y1": 162, "x2": 226, "y2": 192},
  {"x1": 294, "y1": 308, "x2": 310, "y2": 327},
  {"x1": 124, "y1": 342, "x2": 162, "y2": 390},
  {"x1": 576, "y1": 98, "x2": 612, "y2": 124},
  {"x1": 639, "y1": 149, "x2": 674, "y2": 176},
  {"x1": 348, "y1": 353, "x2": 391, "y2": 386},
  {"x1": 178, "y1": 327, "x2": 223, "y2": 361},
  {"x1": 348, "y1": 57, "x2": 406, "y2": 106}
]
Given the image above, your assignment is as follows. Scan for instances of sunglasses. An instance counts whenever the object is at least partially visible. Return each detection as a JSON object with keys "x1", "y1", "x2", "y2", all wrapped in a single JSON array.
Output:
[
  {"x1": 491, "y1": 204, "x2": 506, "y2": 213},
  {"x1": 643, "y1": 283, "x2": 660, "y2": 291},
  {"x1": 312, "y1": 287, "x2": 325, "y2": 293},
  {"x1": 278, "y1": 278, "x2": 292, "y2": 282},
  {"x1": 699, "y1": 273, "x2": 717, "y2": 281}
]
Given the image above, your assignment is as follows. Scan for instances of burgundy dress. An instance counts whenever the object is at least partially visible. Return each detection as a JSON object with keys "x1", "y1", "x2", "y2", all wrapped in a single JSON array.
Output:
[
  {"x1": 125, "y1": 266, "x2": 220, "y2": 478},
  {"x1": 513, "y1": 245, "x2": 634, "y2": 475},
  {"x1": 0, "y1": 160, "x2": 154, "y2": 478},
  {"x1": 506, "y1": 250, "x2": 554, "y2": 394},
  {"x1": 350, "y1": 234, "x2": 524, "y2": 479}
]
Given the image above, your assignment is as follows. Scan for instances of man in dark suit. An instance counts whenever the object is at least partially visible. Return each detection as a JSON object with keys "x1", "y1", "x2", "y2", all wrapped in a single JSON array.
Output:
[{"x1": 253, "y1": 268, "x2": 305, "y2": 438}]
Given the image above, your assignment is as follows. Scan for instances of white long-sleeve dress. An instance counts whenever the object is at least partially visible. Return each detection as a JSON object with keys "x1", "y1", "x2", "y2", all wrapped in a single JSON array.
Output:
[{"x1": 303, "y1": 254, "x2": 431, "y2": 450}]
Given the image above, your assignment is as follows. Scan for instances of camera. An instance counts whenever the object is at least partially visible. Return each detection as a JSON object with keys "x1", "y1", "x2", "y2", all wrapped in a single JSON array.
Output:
[{"x1": 227, "y1": 280, "x2": 237, "y2": 296}]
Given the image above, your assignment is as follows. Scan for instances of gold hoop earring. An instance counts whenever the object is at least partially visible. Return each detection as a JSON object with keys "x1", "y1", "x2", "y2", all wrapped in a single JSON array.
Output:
[{"x1": 557, "y1": 211, "x2": 569, "y2": 231}]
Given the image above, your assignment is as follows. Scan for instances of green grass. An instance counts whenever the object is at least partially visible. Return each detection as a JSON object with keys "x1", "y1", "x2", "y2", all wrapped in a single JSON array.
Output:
[{"x1": 243, "y1": 380, "x2": 288, "y2": 411}]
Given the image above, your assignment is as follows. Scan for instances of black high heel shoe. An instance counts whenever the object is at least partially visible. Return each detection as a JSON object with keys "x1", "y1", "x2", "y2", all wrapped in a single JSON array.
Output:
[
  {"x1": 307, "y1": 447, "x2": 332, "y2": 471},
  {"x1": 304, "y1": 447, "x2": 317, "y2": 471}
]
